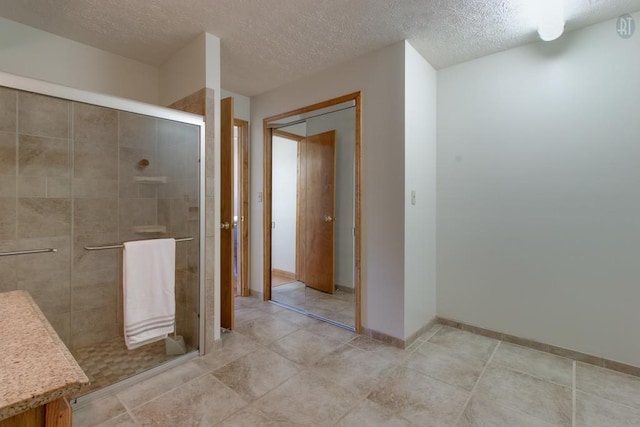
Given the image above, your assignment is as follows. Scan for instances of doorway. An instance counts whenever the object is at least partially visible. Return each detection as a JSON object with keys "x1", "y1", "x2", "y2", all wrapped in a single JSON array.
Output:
[{"x1": 263, "y1": 92, "x2": 362, "y2": 332}]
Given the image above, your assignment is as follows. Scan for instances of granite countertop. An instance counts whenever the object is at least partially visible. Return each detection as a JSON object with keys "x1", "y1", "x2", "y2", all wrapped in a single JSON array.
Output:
[{"x1": 0, "y1": 290, "x2": 89, "y2": 421}]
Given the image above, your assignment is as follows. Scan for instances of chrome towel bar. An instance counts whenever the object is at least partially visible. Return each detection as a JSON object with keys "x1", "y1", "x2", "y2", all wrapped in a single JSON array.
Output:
[
  {"x1": 0, "y1": 248, "x2": 57, "y2": 257},
  {"x1": 84, "y1": 237, "x2": 194, "y2": 251}
]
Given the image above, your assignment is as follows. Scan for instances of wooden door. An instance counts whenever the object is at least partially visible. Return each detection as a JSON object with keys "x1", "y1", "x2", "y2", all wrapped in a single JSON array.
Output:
[
  {"x1": 221, "y1": 97, "x2": 234, "y2": 329},
  {"x1": 298, "y1": 130, "x2": 336, "y2": 294}
]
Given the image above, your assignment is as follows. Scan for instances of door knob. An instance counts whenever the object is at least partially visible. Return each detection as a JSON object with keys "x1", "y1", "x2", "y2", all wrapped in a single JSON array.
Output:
[
  {"x1": 324, "y1": 215, "x2": 334, "y2": 223},
  {"x1": 220, "y1": 222, "x2": 230, "y2": 230}
]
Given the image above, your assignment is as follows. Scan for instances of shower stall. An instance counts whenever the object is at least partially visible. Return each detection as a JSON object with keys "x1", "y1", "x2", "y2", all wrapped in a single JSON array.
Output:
[{"x1": 0, "y1": 74, "x2": 205, "y2": 397}]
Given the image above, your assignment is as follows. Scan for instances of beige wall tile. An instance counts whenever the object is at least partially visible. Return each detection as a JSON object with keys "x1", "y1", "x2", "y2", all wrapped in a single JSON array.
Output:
[
  {"x1": 16, "y1": 236, "x2": 70, "y2": 279},
  {"x1": 18, "y1": 92, "x2": 69, "y2": 138},
  {"x1": 71, "y1": 303, "x2": 119, "y2": 348},
  {"x1": 119, "y1": 111, "x2": 156, "y2": 149},
  {"x1": 72, "y1": 178, "x2": 97, "y2": 198},
  {"x1": 0, "y1": 131, "x2": 16, "y2": 175},
  {"x1": 97, "y1": 179, "x2": 118, "y2": 198},
  {"x1": 0, "y1": 175, "x2": 16, "y2": 198},
  {"x1": 0, "y1": 87, "x2": 16, "y2": 132},
  {"x1": 73, "y1": 102, "x2": 117, "y2": 144},
  {"x1": 46, "y1": 177, "x2": 70, "y2": 198},
  {"x1": 118, "y1": 198, "x2": 157, "y2": 241},
  {"x1": 0, "y1": 255, "x2": 17, "y2": 292},
  {"x1": 18, "y1": 175, "x2": 46, "y2": 197},
  {"x1": 73, "y1": 282, "x2": 117, "y2": 311},
  {"x1": 18, "y1": 134, "x2": 70, "y2": 177},
  {"x1": 48, "y1": 311, "x2": 71, "y2": 347},
  {"x1": 73, "y1": 267, "x2": 118, "y2": 288},
  {"x1": 18, "y1": 270, "x2": 71, "y2": 318},
  {"x1": 17, "y1": 198, "x2": 71, "y2": 238},
  {"x1": 0, "y1": 197, "x2": 16, "y2": 240},
  {"x1": 74, "y1": 141, "x2": 117, "y2": 180},
  {"x1": 73, "y1": 232, "x2": 118, "y2": 273},
  {"x1": 74, "y1": 198, "x2": 118, "y2": 235}
]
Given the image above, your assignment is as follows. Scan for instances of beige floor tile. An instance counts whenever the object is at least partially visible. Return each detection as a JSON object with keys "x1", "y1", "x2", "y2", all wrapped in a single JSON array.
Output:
[
  {"x1": 234, "y1": 307, "x2": 265, "y2": 325},
  {"x1": 303, "y1": 318, "x2": 356, "y2": 343},
  {"x1": 474, "y1": 366, "x2": 572, "y2": 426},
  {"x1": 428, "y1": 326, "x2": 499, "y2": 362},
  {"x1": 97, "y1": 413, "x2": 140, "y2": 426},
  {"x1": 253, "y1": 371, "x2": 359, "y2": 426},
  {"x1": 73, "y1": 395, "x2": 128, "y2": 427},
  {"x1": 213, "y1": 347, "x2": 299, "y2": 401},
  {"x1": 417, "y1": 324, "x2": 442, "y2": 341},
  {"x1": 132, "y1": 374, "x2": 246, "y2": 426},
  {"x1": 115, "y1": 362, "x2": 204, "y2": 409},
  {"x1": 491, "y1": 342, "x2": 573, "y2": 386},
  {"x1": 268, "y1": 328, "x2": 343, "y2": 366},
  {"x1": 335, "y1": 399, "x2": 413, "y2": 427},
  {"x1": 308, "y1": 343, "x2": 397, "y2": 396},
  {"x1": 576, "y1": 391, "x2": 640, "y2": 427},
  {"x1": 215, "y1": 406, "x2": 282, "y2": 427},
  {"x1": 368, "y1": 366, "x2": 469, "y2": 426},
  {"x1": 234, "y1": 314, "x2": 301, "y2": 345},
  {"x1": 457, "y1": 396, "x2": 557, "y2": 427},
  {"x1": 348, "y1": 335, "x2": 410, "y2": 364},
  {"x1": 193, "y1": 332, "x2": 261, "y2": 372},
  {"x1": 406, "y1": 342, "x2": 485, "y2": 391},
  {"x1": 576, "y1": 362, "x2": 640, "y2": 409},
  {"x1": 273, "y1": 308, "x2": 318, "y2": 327}
]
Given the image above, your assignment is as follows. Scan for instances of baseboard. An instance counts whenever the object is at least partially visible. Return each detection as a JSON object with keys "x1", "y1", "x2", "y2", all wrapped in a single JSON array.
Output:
[
  {"x1": 437, "y1": 317, "x2": 640, "y2": 378},
  {"x1": 362, "y1": 327, "x2": 405, "y2": 348},
  {"x1": 404, "y1": 318, "x2": 438, "y2": 348},
  {"x1": 271, "y1": 269, "x2": 295, "y2": 280}
]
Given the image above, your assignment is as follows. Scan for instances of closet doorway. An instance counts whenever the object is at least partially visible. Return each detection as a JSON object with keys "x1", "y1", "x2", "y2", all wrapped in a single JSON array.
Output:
[{"x1": 263, "y1": 92, "x2": 362, "y2": 332}]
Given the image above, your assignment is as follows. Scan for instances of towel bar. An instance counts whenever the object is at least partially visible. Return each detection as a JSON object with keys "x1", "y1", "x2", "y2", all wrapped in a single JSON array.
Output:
[
  {"x1": 84, "y1": 237, "x2": 194, "y2": 251},
  {"x1": 0, "y1": 248, "x2": 57, "y2": 257}
]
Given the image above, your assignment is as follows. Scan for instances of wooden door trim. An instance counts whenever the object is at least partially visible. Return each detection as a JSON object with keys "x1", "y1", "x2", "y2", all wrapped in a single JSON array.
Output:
[
  {"x1": 234, "y1": 118, "x2": 250, "y2": 297},
  {"x1": 263, "y1": 91, "x2": 363, "y2": 333},
  {"x1": 220, "y1": 97, "x2": 234, "y2": 329}
]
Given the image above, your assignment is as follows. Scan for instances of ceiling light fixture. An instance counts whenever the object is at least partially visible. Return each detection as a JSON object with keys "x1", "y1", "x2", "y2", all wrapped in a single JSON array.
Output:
[{"x1": 537, "y1": 0, "x2": 565, "y2": 41}]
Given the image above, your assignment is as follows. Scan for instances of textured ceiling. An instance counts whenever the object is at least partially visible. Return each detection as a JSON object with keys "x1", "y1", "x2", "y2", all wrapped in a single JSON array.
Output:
[{"x1": 0, "y1": 0, "x2": 639, "y2": 96}]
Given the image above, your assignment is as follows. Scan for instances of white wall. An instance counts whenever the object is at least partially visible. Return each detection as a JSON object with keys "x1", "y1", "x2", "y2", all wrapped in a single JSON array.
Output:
[
  {"x1": 437, "y1": 16, "x2": 640, "y2": 366},
  {"x1": 307, "y1": 108, "x2": 356, "y2": 288},
  {"x1": 404, "y1": 42, "x2": 437, "y2": 339},
  {"x1": 159, "y1": 34, "x2": 206, "y2": 106},
  {"x1": 221, "y1": 89, "x2": 251, "y2": 122},
  {"x1": 251, "y1": 42, "x2": 406, "y2": 338},
  {"x1": 272, "y1": 136, "x2": 298, "y2": 273},
  {"x1": 0, "y1": 17, "x2": 159, "y2": 104}
]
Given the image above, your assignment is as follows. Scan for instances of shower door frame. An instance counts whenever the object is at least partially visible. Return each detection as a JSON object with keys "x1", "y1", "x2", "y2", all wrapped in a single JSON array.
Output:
[{"x1": 0, "y1": 71, "x2": 207, "y2": 395}]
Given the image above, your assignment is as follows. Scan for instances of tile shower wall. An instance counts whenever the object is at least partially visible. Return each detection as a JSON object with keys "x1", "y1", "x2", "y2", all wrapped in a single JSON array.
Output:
[{"x1": 0, "y1": 86, "x2": 200, "y2": 352}]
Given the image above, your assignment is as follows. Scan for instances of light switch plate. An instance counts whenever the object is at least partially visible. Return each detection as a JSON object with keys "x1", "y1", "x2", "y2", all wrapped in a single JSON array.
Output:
[{"x1": 411, "y1": 190, "x2": 416, "y2": 205}]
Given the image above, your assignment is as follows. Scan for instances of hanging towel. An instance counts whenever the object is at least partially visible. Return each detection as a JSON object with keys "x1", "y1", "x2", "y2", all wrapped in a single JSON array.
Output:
[{"x1": 123, "y1": 238, "x2": 176, "y2": 350}]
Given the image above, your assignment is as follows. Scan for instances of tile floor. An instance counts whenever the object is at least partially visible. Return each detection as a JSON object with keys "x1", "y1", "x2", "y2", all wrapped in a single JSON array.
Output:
[
  {"x1": 73, "y1": 296, "x2": 640, "y2": 426},
  {"x1": 272, "y1": 281, "x2": 356, "y2": 327}
]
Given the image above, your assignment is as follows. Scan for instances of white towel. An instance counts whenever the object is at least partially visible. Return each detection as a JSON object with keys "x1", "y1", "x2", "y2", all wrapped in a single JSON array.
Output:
[{"x1": 123, "y1": 238, "x2": 176, "y2": 350}]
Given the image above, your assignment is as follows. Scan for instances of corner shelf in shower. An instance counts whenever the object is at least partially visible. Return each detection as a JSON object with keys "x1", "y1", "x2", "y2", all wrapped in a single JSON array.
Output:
[
  {"x1": 133, "y1": 225, "x2": 167, "y2": 234},
  {"x1": 133, "y1": 176, "x2": 167, "y2": 184}
]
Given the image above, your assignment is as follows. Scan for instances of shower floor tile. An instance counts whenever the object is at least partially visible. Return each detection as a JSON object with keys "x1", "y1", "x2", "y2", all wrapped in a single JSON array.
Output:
[{"x1": 72, "y1": 336, "x2": 185, "y2": 397}]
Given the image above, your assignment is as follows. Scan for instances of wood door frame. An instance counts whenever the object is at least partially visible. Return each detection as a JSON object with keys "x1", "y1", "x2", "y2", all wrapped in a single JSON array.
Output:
[
  {"x1": 263, "y1": 92, "x2": 362, "y2": 333},
  {"x1": 221, "y1": 97, "x2": 234, "y2": 330},
  {"x1": 234, "y1": 118, "x2": 250, "y2": 297}
]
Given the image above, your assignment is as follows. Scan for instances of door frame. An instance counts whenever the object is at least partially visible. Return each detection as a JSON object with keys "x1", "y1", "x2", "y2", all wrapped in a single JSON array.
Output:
[
  {"x1": 234, "y1": 118, "x2": 250, "y2": 297},
  {"x1": 262, "y1": 92, "x2": 362, "y2": 333}
]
